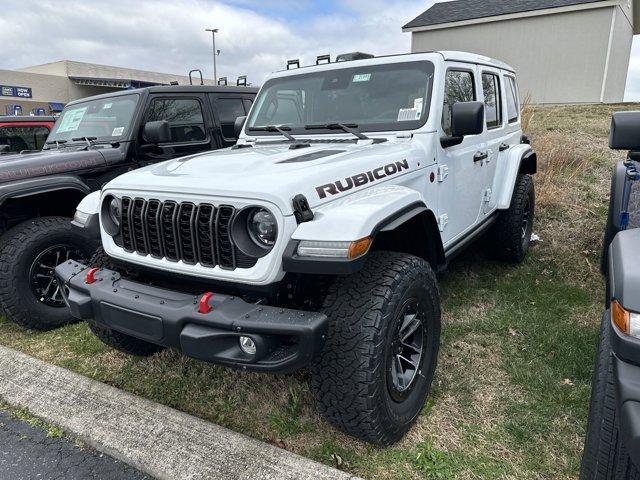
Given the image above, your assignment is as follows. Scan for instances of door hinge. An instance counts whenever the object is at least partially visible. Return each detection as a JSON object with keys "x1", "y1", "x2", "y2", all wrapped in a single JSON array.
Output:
[
  {"x1": 437, "y1": 165, "x2": 449, "y2": 182},
  {"x1": 483, "y1": 188, "x2": 492, "y2": 203},
  {"x1": 437, "y1": 214, "x2": 449, "y2": 232}
]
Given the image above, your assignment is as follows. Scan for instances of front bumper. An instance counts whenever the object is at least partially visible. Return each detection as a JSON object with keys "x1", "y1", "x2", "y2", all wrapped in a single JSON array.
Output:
[
  {"x1": 55, "y1": 261, "x2": 328, "y2": 373},
  {"x1": 610, "y1": 319, "x2": 640, "y2": 466}
]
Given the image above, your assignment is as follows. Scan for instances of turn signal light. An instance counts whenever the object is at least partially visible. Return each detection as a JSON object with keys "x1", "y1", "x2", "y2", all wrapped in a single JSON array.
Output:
[
  {"x1": 612, "y1": 300, "x2": 632, "y2": 335},
  {"x1": 348, "y1": 237, "x2": 372, "y2": 259}
]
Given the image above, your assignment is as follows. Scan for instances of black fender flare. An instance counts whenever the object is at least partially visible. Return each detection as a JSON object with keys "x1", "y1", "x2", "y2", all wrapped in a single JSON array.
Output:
[
  {"x1": 519, "y1": 150, "x2": 537, "y2": 175},
  {"x1": 0, "y1": 175, "x2": 92, "y2": 208}
]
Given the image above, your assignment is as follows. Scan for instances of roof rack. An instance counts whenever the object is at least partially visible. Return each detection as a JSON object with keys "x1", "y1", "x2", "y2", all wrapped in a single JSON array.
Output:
[
  {"x1": 287, "y1": 59, "x2": 300, "y2": 70},
  {"x1": 188, "y1": 69, "x2": 204, "y2": 86},
  {"x1": 237, "y1": 75, "x2": 247, "y2": 86},
  {"x1": 316, "y1": 54, "x2": 331, "y2": 65}
]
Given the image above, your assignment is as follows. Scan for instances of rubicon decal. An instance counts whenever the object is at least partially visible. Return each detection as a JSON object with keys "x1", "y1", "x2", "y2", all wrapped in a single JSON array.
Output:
[{"x1": 316, "y1": 160, "x2": 410, "y2": 199}]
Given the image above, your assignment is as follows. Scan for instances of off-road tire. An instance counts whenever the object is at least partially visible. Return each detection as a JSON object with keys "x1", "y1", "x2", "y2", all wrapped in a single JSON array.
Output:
[
  {"x1": 0, "y1": 216, "x2": 95, "y2": 330},
  {"x1": 580, "y1": 316, "x2": 640, "y2": 480},
  {"x1": 87, "y1": 247, "x2": 164, "y2": 357},
  {"x1": 310, "y1": 252, "x2": 441, "y2": 445},
  {"x1": 490, "y1": 174, "x2": 535, "y2": 263}
]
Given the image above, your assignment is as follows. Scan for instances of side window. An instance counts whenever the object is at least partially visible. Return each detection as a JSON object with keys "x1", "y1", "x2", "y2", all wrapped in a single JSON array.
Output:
[
  {"x1": 505, "y1": 76, "x2": 519, "y2": 124},
  {"x1": 146, "y1": 98, "x2": 206, "y2": 143},
  {"x1": 482, "y1": 73, "x2": 502, "y2": 129},
  {"x1": 0, "y1": 126, "x2": 50, "y2": 152},
  {"x1": 442, "y1": 70, "x2": 475, "y2": 136},
  {"x1": 216, "y1": 98, "x2": 245, "y2": 140}
]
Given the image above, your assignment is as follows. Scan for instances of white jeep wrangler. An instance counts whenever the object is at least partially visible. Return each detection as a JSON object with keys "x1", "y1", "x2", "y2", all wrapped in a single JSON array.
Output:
[{"x1": 57, "y1": 51, "x2": 537, "y2": 445}]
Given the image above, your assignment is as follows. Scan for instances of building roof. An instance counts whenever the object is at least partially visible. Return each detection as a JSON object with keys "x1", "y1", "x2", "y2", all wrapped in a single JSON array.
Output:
[{"x1": 403, "y1": 0, "x2": 609, "y2": 29}]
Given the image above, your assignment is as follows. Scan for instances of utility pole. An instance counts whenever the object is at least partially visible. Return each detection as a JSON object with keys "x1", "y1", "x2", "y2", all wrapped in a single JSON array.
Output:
[{"x1": 205, "y1": 28, "x2": 219, "y2": 83}]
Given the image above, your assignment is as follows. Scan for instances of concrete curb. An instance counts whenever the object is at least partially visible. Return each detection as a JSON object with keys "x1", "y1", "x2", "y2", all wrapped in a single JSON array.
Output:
[{"x1": 0, "y1": 345, "x2": 360, "y2": 480}]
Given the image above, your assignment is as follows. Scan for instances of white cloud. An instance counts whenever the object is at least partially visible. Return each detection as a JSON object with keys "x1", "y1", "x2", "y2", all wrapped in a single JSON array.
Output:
[{"x1": 0, "y1": 0, "x2": 428, "y2": 85}]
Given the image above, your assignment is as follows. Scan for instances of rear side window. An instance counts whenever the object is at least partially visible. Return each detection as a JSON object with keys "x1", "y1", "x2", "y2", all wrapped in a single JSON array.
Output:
[
  {"x1": 146, "y1": 98, "x2": 206, "y2": 143},
  {"x1": 0, "y1": 126, "x2": 50, "y2": 152},
  {"x1": 216, "y1": 98, "x2": 246, "y2": 141},
  {"x1": 442, "y1": 70, "x2": 475, "y2": 136},
  {"x1": 482, "y1": 73, "x2": 502, "y2": 129},
  {"x1": 505, "y1": 76, "x2": 519, "y2": 123}
]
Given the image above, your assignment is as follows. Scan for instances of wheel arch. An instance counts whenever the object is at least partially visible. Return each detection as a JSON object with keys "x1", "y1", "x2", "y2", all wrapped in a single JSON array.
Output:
[{"x1": 495, "y1": 145, "x2": 537, "y2": 210}]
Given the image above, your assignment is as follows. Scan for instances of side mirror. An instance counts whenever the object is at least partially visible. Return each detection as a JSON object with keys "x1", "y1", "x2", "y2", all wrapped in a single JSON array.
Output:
[
  {"x1": 610, "y1": 112, "x2": 640, "y2": 150},
  {"x1": 143, "y1": 120, "x2": 171, "y2": 144},
  {"x1": 441, "y1": 101, "x2": 485, "y2": 148},
  {"x1": 234, "y1": 115, "x2": 247, "y2": 139},
  {"x1": 0, "y1": 145, "x2": 9, "y2": 154}
]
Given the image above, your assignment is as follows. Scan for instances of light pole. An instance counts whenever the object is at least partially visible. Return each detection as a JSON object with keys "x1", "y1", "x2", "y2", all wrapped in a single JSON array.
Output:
[{"x1": 205, "y1": 28, "x2": 219, "y2": 83}]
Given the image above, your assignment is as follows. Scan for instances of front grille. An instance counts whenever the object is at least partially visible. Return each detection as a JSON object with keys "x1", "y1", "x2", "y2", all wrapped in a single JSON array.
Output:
[{"x1": 120, "y1": 197, "x2": 257, "y2": 270}]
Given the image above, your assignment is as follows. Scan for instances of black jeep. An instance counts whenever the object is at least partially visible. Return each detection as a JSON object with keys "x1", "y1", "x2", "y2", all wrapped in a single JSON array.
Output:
[
  {"x1": 0, "y1": 84, "x2": 257, "y2": 330},
  {"x1": 580, "y1": 112, "x2": 640, "y2": 479}
]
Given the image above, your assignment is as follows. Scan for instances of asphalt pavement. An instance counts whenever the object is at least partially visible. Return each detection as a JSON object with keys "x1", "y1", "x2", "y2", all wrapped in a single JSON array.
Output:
[{"x1": 0, "y1": 410, "x2": 151, "y2": 480}]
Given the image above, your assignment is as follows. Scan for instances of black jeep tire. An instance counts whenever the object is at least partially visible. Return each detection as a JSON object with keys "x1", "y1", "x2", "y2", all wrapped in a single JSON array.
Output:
[
  {"x1": 87, "y1": 247, "x2": 164, "y2": 357},
  {"x1": 580, "y1": 316, "x2": 640, "y2": 480},
  {"x1": 0, "y1": 216, "x2": 95, "y2": 330},
  {"x1": 310, "y1": 252, "x2": 441, "y2": 445},
  {"x1": 489, "y1": 174, "x2": 535, "y2": 263}
]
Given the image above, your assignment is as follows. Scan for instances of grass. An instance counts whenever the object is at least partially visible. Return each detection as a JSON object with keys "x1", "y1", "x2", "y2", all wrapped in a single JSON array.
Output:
[{"x1": 0, "y1": 102, "x2": 636, "y2": 478}]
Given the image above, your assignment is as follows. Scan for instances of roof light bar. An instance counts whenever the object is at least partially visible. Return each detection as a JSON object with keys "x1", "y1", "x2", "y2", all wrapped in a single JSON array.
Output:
[
  {"x1": 237, "y1": 75, "x2": 247, "y2": 86},
  {"x1": 218, "y1": 77, "x2": 228, "y2": 86},
  {"x1": 316, "y1": 54, "x2": 331, "y2": 65},
  {"x1": 287, "y1": 59, "x2": 300, "y2": 70}
]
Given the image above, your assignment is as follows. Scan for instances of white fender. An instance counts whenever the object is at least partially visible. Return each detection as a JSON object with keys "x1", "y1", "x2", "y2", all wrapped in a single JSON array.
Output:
[
  {"x1": 292, "y1": 185, "x2": 426, "y2": 242},
  {"x1": 494, "y1": 144, "x2": 535, "y2": 210},
  {"x1": 75, "y1": 191, "x2": 101, "y2": 215}
]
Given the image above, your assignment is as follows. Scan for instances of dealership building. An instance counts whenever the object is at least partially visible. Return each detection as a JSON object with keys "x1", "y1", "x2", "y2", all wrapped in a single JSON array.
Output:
[{"x1": 0, "y1": 61, "x2": 220, "y2": 116}]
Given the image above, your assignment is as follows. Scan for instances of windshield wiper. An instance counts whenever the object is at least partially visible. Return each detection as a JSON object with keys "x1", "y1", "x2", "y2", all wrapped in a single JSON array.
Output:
[
  {"x1": 72, "y1": 136, "x2": 98, "y2": 146},
  {"x1": 248, "y1": 125, "x2": 297, "y2": 142},
  {"x1": 45, "y1": 139, "x2": 68, "y2": 149},
  {"x1": 304, "y1": 123, "x2": 369, "y2": 140}
]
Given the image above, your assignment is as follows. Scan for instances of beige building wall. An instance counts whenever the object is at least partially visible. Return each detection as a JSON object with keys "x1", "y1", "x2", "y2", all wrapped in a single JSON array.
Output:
[
  {"x1": 410, "y1": 5, "x2": 632, "y2": 104},
  {"x1": 0, "y1": 69, "x2": 69, "y2": 114}
]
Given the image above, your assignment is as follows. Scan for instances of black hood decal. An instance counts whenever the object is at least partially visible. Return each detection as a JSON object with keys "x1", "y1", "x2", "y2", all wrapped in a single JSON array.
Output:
[{"x1": 277, "y1": 150, "x2": 346, "y2": 164}]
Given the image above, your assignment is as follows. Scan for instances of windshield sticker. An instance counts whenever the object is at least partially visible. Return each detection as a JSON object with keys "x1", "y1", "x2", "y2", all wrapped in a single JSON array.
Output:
[
  {"x1": 56, "y1": 107, "x2": 87, "y2": 133},
  {"x1": 103, "y1": 103, "x2": 113, "y2": 109},
  {"x1": 352, "y1": 73, "x2": 371, "y2": 83},
  {"x1": 111, "y1": 127, "x2": 124, "y2": 136},
  {"x1": 397, "y1": 108, "x2": 421, "y2": 122},
  {"x1": 414, "y1": 98, "x2": 424, "y2": 110}
]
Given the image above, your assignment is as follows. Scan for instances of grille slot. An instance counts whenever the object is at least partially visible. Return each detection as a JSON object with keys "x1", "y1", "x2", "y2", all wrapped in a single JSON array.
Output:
[{"x1": 119, "y1": 197, "x2": 258, "y2": 270}]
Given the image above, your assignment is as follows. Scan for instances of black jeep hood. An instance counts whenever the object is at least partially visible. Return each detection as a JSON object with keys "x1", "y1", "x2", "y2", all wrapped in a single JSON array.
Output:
[{"x1": 0, "y1": 148, "x2": 108, "y2": 184}]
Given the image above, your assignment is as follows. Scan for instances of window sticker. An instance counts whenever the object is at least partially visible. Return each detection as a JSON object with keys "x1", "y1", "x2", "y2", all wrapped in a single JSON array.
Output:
[
  {"x1": 56, "y1": 107, "x2": 87, "y2": 133},
  {"x1": 414, "y1": 98, "x2": 424, "y2": 110},
  {"x1": 103, "y1": 103, "x2": 113, "y2": 109},
  {"x1": 398, "y1": 108, "x2": 421, "y2": 122},
  {"x1": 112, "y1": 127, "x2": 124, "y2": 136},
  {"x1": 352, "y1": 73, "x2": 371, "y2": 83}
]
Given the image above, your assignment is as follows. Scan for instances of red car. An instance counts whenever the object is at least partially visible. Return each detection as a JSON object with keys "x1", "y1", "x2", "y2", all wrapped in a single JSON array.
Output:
[{"x1": 0, "y1": 116, "x2": 56, "y2": 155}]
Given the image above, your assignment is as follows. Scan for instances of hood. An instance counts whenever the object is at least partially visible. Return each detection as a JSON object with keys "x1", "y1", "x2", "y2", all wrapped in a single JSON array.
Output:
[
  {"x1": 106, "y1": 139, "x2": 430, "y2": 215},
  {"x1": 0, "y1": 147, "x2": 110, "y2": 184}
]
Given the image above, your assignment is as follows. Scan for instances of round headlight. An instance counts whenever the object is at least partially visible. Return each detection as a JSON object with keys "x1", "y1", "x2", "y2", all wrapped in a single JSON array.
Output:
[
  {"x1": 109, "y1": 197, "x2": 121, "y2": 227},
  {"x1": 247, "y1": 208, "x2": 277, "y2": 247}
]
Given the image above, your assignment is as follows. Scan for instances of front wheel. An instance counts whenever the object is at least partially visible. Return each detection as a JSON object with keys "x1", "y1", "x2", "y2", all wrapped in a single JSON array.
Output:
[
  {"x1": 0, "y1": 217, "x2": 94, "y2": 330},
  {"x1": 310, "y1": 252, "x2": 441, "y2": 445}
]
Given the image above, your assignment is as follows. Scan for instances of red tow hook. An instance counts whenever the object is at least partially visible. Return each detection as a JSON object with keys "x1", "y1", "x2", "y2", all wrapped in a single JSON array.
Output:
[
  {"x1": 85, "y1": 267, "x2": 100, "y2": 284},
  {"x1": 198, "y1": 292, "x2": 215, "y2": 314}
]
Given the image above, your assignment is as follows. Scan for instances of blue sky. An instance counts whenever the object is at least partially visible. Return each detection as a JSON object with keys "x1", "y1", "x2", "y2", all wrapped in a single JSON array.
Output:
[{"x1": 1, "y1": 0, "x2": 639, "y2": 100}]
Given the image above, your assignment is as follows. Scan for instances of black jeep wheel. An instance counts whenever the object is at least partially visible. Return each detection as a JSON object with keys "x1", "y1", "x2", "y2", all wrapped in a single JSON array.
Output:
[
  {"x1": 87, "y1": 247, "x2": 164, "y2": 357},
  {"x1": 580, "y1": 315, "x2": 640, "y2": 480},
  {"x1": 489, "y1": 174, "x2": 535, "y2": 263},
  {"x1": 0, "y1": 217, "x2": 94, "y2": 330},
  {"x1": 310, "y1": 252, "x2": 441, "y2": 445}
]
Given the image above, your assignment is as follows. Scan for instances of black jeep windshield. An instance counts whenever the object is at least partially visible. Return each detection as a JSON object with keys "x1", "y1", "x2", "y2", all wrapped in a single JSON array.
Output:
[
  {"x1": 47, "y1": 94, "x2": 139, "y2": 143},
  {"x1": 246, "y1": 61, "x2": 434, "y2": 135}
]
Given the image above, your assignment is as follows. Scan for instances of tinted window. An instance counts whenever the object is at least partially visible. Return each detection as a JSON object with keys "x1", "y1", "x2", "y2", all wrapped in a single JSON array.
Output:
[
  {"x1": 505, "y1": 76, "x2": 519, "y2": 123},
  {"x1": 0, "y1": 126, "x2": 50, "y2": 152},
  {"x1": 216, "y1": 98, "x2": 245, "y2": 140},
  {"x1": 482, "y1": 73, "x2": 502, "y2": 129},
  {"x1": 146, "y1": 98, "x2": 206, "y2": 143},
  {"x1": 442, "y1": 70, "x2": 476, "y2": 136}
]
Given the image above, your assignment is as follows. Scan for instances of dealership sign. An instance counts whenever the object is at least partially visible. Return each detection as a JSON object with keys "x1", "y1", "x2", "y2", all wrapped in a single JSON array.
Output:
[{"x1": 1, "y1": 85, "x2": 32, "y2": 98}]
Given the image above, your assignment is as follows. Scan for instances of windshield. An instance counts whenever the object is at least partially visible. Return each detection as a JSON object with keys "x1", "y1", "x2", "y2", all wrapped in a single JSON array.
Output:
[
  {"x1": 246, "y1": 61, "x2": 434, "y2": 135},
  {"x1": 47, "y1": 94, "x2": 139, "y2": 143}
]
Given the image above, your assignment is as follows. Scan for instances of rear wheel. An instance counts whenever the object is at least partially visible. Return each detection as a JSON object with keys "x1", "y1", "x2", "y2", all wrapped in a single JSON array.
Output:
[
  {"x1": 0, "y1": 217, "x2": 94, "y2": 330},
  {"x1": 310, "y1": 252, "x2": 441, "y2": 445}
]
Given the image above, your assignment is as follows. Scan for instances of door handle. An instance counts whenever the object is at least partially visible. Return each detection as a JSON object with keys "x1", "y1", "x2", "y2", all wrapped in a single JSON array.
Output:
[
  {"x1": 499, "y1": 143, "x2": 510, "y2": 152},
  {"x1": 474, "y1": 151, "x2": 489, "y2": 163}
]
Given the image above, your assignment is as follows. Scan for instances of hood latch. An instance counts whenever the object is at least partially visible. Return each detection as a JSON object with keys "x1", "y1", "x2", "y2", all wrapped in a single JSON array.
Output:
[{"x1": 292, "y1": 194, "x2": 314, "y2": 224}]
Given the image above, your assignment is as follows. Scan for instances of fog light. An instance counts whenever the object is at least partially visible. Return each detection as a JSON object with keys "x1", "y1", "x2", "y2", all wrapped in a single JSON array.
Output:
[{"x1": 239, "y1": 336, "x2": 257, "y2": 355}]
